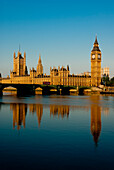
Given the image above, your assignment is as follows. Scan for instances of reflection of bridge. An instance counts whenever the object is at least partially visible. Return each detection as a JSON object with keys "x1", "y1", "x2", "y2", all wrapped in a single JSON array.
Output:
[{"x1": 0, "y1": 82, "x2": 90, "y2": 96}]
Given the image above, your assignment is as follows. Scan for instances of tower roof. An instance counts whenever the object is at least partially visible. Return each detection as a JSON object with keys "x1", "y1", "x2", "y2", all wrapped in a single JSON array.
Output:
[
  {"x1": 38, "y1": 54, "x2": 42, "y2": 64},
  {"x1": 94, "y1": 35, "x2": 99, "y2": 44},
  {"x1": 13, "y1": 51, "x2": 16, "y2": 58},
  {"x1": 92, "y1": 36, "x2": 101, "y2": 52},
  {"x1": 24, "y1": 52, "x2": 26, "y2": 58}
]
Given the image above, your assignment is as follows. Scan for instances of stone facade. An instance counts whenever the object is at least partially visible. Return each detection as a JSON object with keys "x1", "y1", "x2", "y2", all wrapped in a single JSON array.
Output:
[
  {"x1": 10, "y1": 51, "x2": 28, "y2": 77},
  {"x1": 8, "y1": 63, "x2": 91, "y2": 86},
  {"x1": 50, "y1": 66, "x2": 91, "y2": 86},
  {"x1": 91, "y1": 36, "x2": 101, "y2": 86},
  {"x1": 1, "y1": 36, "x2": 102, "y2": 87}
]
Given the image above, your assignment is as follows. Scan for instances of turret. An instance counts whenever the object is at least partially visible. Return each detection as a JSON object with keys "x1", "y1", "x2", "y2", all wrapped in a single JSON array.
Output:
[
  {"x1": 67, "y1": 65, "x2": 69, "y2": 71},
  {"x1": 13, "y1": 51, "x2": 16, "y2": 58},
  {"x1": 38, "y1": 54, "x2": 41, "y2": 64},
  {"x1": 23, "y1": 52, "x2": 26, "y2": 75},
  {"x1": 24, "y1": 52, "x2": 26, "y2": 58}
]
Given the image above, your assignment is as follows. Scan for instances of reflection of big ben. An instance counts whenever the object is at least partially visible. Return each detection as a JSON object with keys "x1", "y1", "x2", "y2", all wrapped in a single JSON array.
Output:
[
  {"x1": 91, "y1": 36, "x2": 101, "y2": 86},
  {"x1": 90, "y1": 96, "x2": 101, "y2": 145}
]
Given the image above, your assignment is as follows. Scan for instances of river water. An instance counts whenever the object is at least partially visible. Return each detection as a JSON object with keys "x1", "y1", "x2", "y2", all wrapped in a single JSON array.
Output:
[{"x1": 0, "y1": 94, "x2": 114, "y2": 170}]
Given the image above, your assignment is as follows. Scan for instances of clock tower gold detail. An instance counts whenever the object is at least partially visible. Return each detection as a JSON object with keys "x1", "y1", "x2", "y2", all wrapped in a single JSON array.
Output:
[
  {"x1": 0, "y1": 36, "x2": 103, "y2": 88},
  {"x1": 91, "y1": 36, "x2": 101, "y2": 86}
]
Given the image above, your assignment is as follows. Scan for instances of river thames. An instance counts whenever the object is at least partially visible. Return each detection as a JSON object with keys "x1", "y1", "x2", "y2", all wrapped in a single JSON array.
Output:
[{"x1": 0, "y1": 94, "x2": 114, "y2": 170}]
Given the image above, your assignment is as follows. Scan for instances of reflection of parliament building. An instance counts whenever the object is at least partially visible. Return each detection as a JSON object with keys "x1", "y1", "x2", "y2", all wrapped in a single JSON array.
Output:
[
  {"x1": 0, "y1": 36, "x2": 102, "y2": 87},
  {"x1": 29, "y1": 104, "x2": 43, "y2": 127},
  {"x1": 10, "y1": 104, "x2": 27, "y2": 130},
  {"x1": 10, "y1": 104, "x2": 70, "y2": 129},
  {"x1": 10, "y1": 102, "x2": 109, "y2": 146},
  {"x1": 50, "y1": 105, "x2": 69, "y2": 118}
]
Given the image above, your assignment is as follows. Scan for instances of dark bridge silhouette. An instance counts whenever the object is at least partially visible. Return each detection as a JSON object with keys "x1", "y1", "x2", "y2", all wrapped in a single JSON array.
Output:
[{"x1": 0, "y1": 83, "x2": 90, "y2": 96}]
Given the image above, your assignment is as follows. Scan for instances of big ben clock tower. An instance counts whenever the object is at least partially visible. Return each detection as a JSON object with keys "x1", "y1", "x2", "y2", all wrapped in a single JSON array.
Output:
[{"x1": 91, "y1": 36, "x2": 102, "y2": 87}]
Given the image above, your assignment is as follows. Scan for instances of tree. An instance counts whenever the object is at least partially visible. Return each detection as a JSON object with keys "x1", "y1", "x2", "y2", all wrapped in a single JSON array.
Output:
[
  {"x1": 110, "y1": 77, "x2": 114, "y2": 86},
  {"x1": 102, "y1": 76, "x2": 114, "y2": 86},
  {"x1": 102, "y1": 75, "x2": 110, "y2": 86}
]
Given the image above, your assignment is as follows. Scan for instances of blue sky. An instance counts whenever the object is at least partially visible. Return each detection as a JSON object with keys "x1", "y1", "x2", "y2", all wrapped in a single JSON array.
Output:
[{"x1": 0, "y1": 0, "x2": 114, "y2": 77}]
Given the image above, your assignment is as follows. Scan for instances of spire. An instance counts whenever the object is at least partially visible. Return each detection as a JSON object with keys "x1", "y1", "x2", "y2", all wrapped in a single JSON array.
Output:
[
  {"x1": 17, "y1": 44, "x2": 22, "y2": 57},
  {"x1": 38, "y1": 54, "x2": 41, "y2": 64},
  {"x1": 67, "y1": 65, "x2": 69, "y2": 71},
  {"x1": 24, "y1": 52, "x2": 26, "y2": 58},
  {"x1": 13, "y1": 51, "x2": 16, "y2": 58},
  {"x1": 94, "y1": 35, "x2": 98, "y2": 44},
  {"x1": 92, "y1": 35, "x2": 101, "y2": 52},
  {"x1": 18, "y1": 51, "x2": 20, "y2": 57}
]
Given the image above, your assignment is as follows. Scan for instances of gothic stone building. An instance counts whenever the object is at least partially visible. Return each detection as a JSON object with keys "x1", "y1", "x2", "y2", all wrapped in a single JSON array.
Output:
[{"x1": 2, "y1": 36, "x2": 101, "y2": 87}]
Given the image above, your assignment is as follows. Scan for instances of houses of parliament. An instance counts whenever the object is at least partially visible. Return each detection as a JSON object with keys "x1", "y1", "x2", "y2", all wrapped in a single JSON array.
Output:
[{"x1": 0, "y1": 36, "x2": 102, "y2": 87}]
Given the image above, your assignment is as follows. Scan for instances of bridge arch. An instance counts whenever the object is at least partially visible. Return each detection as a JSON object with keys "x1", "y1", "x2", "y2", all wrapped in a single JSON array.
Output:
[
  {"x1": 0, "y1": 84, "x2": 36, "y2": 96},
  {"x1": 35, "y1": 87, "x2": 43, "y2": 95},
  {"x1": 3, "y1": 86, "x2": 17, "y2": 95},
  {"x1": 0, "y1": 84, "x2": 18, "y2": 96},
  {"x1": 79, "y1": 87, "x2": 90, "y2": 95}
]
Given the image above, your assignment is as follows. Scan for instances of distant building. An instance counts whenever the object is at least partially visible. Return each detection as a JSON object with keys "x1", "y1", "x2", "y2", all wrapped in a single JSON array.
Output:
[{"x1": 101, "y1": 67, "x2": 109, "y2": 77}]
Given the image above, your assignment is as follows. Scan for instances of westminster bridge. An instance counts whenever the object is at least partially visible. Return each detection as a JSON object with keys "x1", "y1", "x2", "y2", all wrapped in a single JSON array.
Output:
[{"x1": 0, "y1": 81, "x2": 90, "y2": 96}]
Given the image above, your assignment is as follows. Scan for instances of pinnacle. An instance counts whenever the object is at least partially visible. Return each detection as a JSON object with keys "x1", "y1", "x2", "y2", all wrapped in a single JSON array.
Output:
[
  {"x1": 38, "y1": 54, "x2": 41, "y2": 64},
  {"x1": 94, "y1": 35, "x2": 98, "y2": 44}
]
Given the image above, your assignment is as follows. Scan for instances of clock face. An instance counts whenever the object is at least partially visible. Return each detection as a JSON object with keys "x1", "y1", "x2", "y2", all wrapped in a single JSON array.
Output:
[
  {"x1": 92, "y1": 54, "x2": 95, "y2": 59},
  {"x1": 98, "y1": 55, "x2": 101, "y2": 59}
]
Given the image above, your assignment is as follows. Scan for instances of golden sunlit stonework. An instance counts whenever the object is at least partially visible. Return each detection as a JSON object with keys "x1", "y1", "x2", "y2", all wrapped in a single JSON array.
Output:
[
  {"x1": 10, "y1": 102, "x2": 106, "y2": 145},
  {"x1": 91, "y1": 36, "x2": 101, "y2": 86},
  {"x1": 0, "y1": 36, "x2": 102, "y2": 87},
  {"x1": 12, "y1": 51, "x2": 28, "y2": 76},
  {"x1": 90, "y1": 95, "x2": 101, "y2": 145}
]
